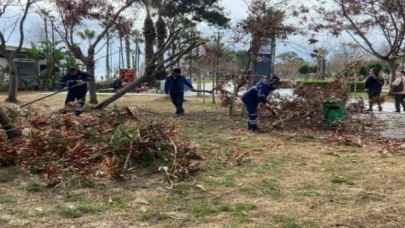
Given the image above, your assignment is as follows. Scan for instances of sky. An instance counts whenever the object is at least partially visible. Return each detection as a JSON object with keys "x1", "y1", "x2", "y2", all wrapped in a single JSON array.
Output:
[{"x1": 0, "y1": 0, "x2": 377, "y2": 79}]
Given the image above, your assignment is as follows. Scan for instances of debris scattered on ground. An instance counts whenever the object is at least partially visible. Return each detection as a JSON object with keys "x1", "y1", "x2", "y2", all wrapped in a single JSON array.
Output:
[{"x1": 0, "y1": 107, "x2": 200, "y2": 185}]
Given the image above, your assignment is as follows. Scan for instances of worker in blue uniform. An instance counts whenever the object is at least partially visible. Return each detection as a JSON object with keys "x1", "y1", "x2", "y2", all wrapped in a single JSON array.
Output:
[
  {"x1": 60, "y1": 67, "x2": 93, "y2": 116},
  {"x1": 113, "y1": 77, "x2": 122, "y2": 91},
  {"x1": 241, "y1": 78, "x2": 281, "y2": 133},
  {"x1": 164, "y1": 68, "x2": 196, "y2": 116}
]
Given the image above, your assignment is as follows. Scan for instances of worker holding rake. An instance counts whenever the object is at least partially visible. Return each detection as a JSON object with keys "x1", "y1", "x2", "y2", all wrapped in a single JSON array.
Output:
[
  {"x1": 60, "y1": 67, "x2": 93, "y2": 116},
  {"x1": 242, "y1": 78, "x2": 281, "y2": 133}
]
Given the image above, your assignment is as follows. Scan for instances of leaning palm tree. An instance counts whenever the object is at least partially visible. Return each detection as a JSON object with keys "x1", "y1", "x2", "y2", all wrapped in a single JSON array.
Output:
[{"x1": 77, "y1": 28, "x2": 96, "y2": 48}]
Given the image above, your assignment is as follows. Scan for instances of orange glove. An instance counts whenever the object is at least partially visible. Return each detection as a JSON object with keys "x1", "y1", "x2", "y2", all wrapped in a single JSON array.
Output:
[{"x1": 266, "y1": 104, "x2": 273, "y2": 110}]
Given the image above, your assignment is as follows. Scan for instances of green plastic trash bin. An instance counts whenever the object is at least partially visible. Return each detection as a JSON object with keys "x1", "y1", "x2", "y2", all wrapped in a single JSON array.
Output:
[{"x1": 322, "y1": 99, "x2": 344, "y2": 124}]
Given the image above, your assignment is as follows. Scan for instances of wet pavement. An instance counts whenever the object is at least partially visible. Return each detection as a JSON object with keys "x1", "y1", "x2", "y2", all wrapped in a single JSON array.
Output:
[{"x1": 371, "y1": 102, "x2": 405, "y2": 139}]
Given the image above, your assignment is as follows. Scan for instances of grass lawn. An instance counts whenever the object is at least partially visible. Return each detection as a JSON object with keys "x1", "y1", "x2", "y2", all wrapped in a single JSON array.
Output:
[{"x1": 0, "y1": 92, "x2": 405, "y2": 227}]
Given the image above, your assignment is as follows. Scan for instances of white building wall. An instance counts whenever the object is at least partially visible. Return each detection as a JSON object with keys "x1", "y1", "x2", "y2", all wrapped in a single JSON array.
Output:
[
  {"x1": 0, "y1": 57, "x2": 43, "y2": 85},
  {"x1": 0, "y1": 58, "x2": 9, "y2": 82}
]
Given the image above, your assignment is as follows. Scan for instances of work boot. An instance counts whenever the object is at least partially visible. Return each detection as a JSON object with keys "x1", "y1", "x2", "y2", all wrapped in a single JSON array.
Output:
[
  {"x1": 366, "y1": 102, "x2": 373, "y2": 112},
  {"x1": 251, "y1": 127, "x2": 262, "y2": 134}
]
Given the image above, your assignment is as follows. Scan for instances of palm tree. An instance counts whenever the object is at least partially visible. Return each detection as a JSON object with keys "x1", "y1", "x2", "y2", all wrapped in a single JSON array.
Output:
[
  {"x1": 130, "y1": 29, "x2": 144, "y2": 77},
  {"x1": 77, "y1": 28, "x2": 96, "y2": 48},
  {"x1": 101, "y1": 22, "x2": 114, "y2": 80},
  {"x1": 125, "y1": 34, "x2": 132, "y2": 69},
  {"x1": 155, "y1": 15, "x2": 166, "y2": 66},
  {"x1": 36, "y1": 8, "x2": 51, "y2": 42},
  {"x1": 142, "y1": 0, "x2": 156, "y2": 66},
  {"x1": 39, "y1": 40, "x2": 65, "y2": 90}
]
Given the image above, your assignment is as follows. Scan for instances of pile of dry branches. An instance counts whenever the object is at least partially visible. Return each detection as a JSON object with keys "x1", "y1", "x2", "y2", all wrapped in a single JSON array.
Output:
[
  {"x1": 0, "y1": 108, "x2": 200, "y2": 185},
  {"x1": 253, "y1": 80, "x2": 382, "y2": 133}
]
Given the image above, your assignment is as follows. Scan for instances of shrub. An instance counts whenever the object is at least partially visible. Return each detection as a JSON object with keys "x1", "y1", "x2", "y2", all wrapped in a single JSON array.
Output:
[
  {"x1": 300, "y1": 81, "x2": 365, "y2": 93},
  {"x1": 349, "y1": 82, "x2": 365, "y2": 93},
  {"x1": 95, "y1": 81, "x2": 112, "y2": 90},
  {"x1": 300, "y1": 81, "x2": 331, "y2": 88}
]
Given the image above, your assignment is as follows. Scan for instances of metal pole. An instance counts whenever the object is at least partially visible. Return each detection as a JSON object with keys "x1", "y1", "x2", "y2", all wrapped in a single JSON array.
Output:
[{"x1": 203, "y1": 72, "x2": 205, "y2": 104}]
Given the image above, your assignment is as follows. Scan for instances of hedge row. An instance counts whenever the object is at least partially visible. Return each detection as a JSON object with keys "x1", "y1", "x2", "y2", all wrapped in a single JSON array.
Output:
[{"x1": 300, "y1": 81, "x2": 365, "y2": 93}]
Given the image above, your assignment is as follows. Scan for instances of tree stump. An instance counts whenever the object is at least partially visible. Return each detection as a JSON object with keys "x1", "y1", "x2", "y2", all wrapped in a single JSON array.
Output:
[{"x1": 0, "y1": 106, "x2": 21, "y2": 139}]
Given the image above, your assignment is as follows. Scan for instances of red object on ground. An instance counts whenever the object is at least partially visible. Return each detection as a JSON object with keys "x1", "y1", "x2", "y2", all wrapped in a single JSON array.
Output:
[
  {"x1": 138, "y1": 88, "x2": 148, "y2": 93},
  {"x1": 119, "y1": 69, "x2": 135, "y2": 83}
]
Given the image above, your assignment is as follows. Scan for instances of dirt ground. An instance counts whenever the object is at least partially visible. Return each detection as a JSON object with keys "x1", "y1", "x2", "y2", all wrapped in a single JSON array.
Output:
[{"x1": 1, "y1": 92, "x2": 405, "y2": 228}]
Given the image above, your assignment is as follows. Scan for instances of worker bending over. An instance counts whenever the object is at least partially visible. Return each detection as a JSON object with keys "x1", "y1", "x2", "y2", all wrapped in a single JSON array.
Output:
[
  {"x1": 242, "y1": 79, "x2": 281, "y2": 133},
  {"x1": 60, "y1": 67, "x2": 93, "y2": 116}
]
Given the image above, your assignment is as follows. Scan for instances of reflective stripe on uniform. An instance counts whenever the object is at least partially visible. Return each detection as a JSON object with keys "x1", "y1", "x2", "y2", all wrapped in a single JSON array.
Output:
[
  {"x1": 249, "y1": 119, "x2": 257, "y2": 124},
  {"x1": 75, "y1": 108, "x2": 83, "y2": 111}
]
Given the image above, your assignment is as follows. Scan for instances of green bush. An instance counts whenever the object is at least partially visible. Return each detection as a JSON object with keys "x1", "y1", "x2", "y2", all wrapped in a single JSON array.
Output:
[
  {"x1": 95, "y1": 81, "x2": 112, "y2": 90},
  {"x1": 300, "y1": 81, "x2": 365, "y2": 93},
  {"x1": 349, "y1": 82, "x2": 365, "y2": 93},
  {"x1": 300, "y1": 81, "x2": 331, "y2": 87},
  {"x1": 155, "y1": 80, "x2": 162, "y2": 89}
]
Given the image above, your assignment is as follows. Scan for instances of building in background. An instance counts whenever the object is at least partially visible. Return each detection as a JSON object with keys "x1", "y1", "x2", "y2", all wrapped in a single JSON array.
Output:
[{"x1": 0, "y1": 46, "x2": 44, "y2": 85}]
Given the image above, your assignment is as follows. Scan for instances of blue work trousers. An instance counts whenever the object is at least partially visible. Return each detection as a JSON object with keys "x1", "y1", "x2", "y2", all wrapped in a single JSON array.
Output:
[
  {"x1": 244, "y1": 102, "x2": 258, "y2": 131},
  {"x1": 65, "y1": 90, "x2": 87, "y2": 116},
  {"x1": 170, "y1": 92, "x2": 185, "y2": 115}
]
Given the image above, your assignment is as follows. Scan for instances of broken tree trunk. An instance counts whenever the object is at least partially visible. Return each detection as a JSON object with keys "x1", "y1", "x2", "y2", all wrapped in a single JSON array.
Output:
[{"x1": 0, "y1": 106, "x2": 21, "y2": 139}]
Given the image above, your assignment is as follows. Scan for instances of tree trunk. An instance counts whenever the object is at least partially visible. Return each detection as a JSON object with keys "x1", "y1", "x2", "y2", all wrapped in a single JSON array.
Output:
[
  {"x1": 106, "y1": 32, "x2": 110, "y2": 80},
  {"x1": 7, "y1": 62, "x2": 18, "y2": 102},
  {"x1": 270, "y1": 33, "x2": 276, "y2": 79},
  {"x1": 120, "y1": 38, "x2": 125, "y2": 69},
  {"x1": 387, "y1": 59, "x2": 397, "y2": 95},
  {"x1": 135, "y1": 41, "x2": 139, "y2": 78},
  {"x1": 125, "y1": 36, "x2": 131, "y2": 69},
  {"x1": 156, "y1": 16, "x2": 166, "y2": 68},
  {"x1": 86, "y1": 57, "x2": 98, "y2": 104},
  {"x1": 44, "y1": 18, "x2": 49, "y2": 42},
  {"x1": 170, "y1": 43, "x2": 176, "y2": 72},
  {"x1": 33, "y1": 61, "x2": 41, "y2": 88},
  {"x1": 143, "y1": 15, "x2": 156, "y2": 66},
  {"x1": 94, "y1": 67, "x2": 152, "y2": 109},
  {"x1": 212, "y1": 70, "x2": 216, "y2": 104},
  {"x1": 0, "y1": 106, "x2": 21, "y2": 139},
  {"x1": 44, "y1": 59, "x2": 54, "y2": 91}
]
